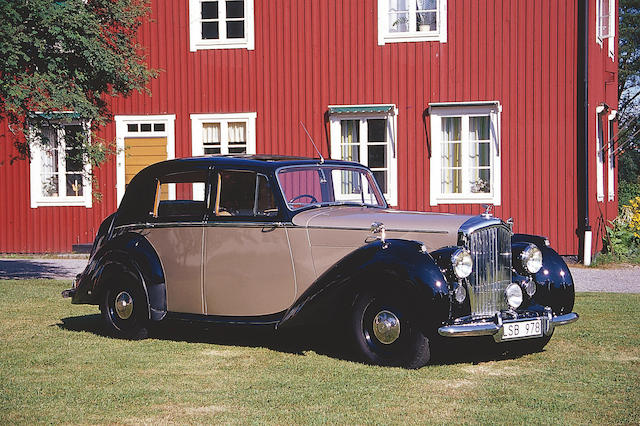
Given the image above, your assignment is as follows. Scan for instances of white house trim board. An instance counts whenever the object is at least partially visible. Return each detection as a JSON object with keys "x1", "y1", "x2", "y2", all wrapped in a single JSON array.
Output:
[{"x1": 115, "y1": 115, "x2": 176, "y2": 205}]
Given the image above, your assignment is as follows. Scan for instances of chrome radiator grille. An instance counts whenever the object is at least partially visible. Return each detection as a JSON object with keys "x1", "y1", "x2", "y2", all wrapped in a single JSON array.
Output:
[{"x1": 466, "y1": 225, "x2": 513, "y2": 317}]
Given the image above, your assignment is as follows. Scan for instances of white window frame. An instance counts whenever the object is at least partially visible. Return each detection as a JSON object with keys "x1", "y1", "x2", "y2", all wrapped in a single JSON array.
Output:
[
  {"x1": 115, "y1": 115, "x2": 176, "y2": 205},
  {"x1": 378, "y1": 0, "x2": 447, "y2": 45},
  {"x1": 189, "y1": 0, "x2": 255, "y2": 51},
  {"x1": 596, "y1": 0, "x2": 616, "y2": 59},
  {"x1": 607, "y1": 110, "x2": 616, "y2": 201},
  {"x1": 329, "y1": 105, "x2": 399, "y2": 206},
  {"x1": 29, "y1": 117, "x2": 92, "y2": 208},
  {"x1": 190, "y1": 112, "x2": 257, "y2": 157},
  {"x1": 428, "y1": 102, "x2": 502, "y2": 206},
  {"x1": 596, "y1": 108, "x2": 605, "y2": 202}
]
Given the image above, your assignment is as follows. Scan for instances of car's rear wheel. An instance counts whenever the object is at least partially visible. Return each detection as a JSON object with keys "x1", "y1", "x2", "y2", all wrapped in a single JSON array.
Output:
[
  {"x1": 350, "y1": 291, "x2": 431, "y2": 369},
  {"x1": 100, "y1": 270, "x2": 149, "y2": 340}
]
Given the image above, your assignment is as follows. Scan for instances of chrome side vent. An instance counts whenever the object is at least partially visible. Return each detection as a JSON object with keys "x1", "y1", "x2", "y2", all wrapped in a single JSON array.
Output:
[{"x1": 466, "y1": 225, "x2": 512, "y2": 317}]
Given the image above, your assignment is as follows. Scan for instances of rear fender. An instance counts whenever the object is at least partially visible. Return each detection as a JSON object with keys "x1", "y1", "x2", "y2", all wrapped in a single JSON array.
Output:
[
  {"x1": 277, "y1": 239, "x2": 450, "y2": 332},
  {"x1": 82, "y1": 232, "x2": 167, "y2": 321}
]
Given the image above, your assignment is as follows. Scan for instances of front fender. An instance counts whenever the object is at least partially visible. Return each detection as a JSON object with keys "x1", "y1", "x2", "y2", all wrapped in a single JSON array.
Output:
[
  {"x1": 73, "y1": 232, "x2": 167, "y2": 321},
  {"x1": 277, "y1": 239, "x2": 450, "y2": 332},
  {"x1": 512, "y1": 234, "x2": 575, "y2": 315}
]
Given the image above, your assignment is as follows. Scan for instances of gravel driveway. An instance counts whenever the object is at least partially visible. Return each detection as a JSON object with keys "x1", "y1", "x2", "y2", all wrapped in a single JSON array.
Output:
[{"x1": 0, "y1": 257, "x2": 638, "y2": 293}]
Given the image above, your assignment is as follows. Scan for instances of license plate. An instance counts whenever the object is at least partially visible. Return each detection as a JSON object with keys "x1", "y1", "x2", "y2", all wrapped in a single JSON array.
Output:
[{"x1": 502, "y1": 319, "x2": 543, "y2": 340}]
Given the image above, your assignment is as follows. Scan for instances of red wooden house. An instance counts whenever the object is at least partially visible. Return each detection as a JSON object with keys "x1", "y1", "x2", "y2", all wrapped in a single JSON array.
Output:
[{"x1": 0, "y1": 0, "x2": 619, "y2": 261}]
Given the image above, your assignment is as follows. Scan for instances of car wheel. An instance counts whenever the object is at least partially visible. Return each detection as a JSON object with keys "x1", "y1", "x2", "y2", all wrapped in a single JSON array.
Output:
[
  {"x1": 100, "y1": 271, "x2": 149, "y2": 340},
  {"x1": 351, "y1": 291, "x2": 431, "y2": 369}
]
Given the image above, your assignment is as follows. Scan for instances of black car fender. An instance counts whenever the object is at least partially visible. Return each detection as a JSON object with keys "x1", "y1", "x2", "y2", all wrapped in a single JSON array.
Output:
[
  {"x1": 74, "y1": 231, "x2": 167, "y2": 321},
  {"x1": 512, "y1": 234, "x2": 575, "y2": 315},
  {"x1": 277, "y1": 239, "x2": 451, "y2": 332}
]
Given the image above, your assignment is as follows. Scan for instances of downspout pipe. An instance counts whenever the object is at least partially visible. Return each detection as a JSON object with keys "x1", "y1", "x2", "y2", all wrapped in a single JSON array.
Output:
[{"x1": 577, "y1": 0, "x2": 591, "y2": 265}]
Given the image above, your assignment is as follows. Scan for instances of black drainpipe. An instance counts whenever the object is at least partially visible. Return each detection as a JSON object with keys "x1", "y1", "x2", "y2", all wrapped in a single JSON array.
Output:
[{"x1": 577, "y1": 0, "x2": 590, "y2": 261}]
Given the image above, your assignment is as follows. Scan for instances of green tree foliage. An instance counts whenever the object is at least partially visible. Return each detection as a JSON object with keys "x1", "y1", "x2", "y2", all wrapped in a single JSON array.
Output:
[
  {"x1": 618, "y1": 0, "x2": 640, "y2": 193},
  {"x1": 0, "y1": 0, "x2": 156, "y2": 162}
]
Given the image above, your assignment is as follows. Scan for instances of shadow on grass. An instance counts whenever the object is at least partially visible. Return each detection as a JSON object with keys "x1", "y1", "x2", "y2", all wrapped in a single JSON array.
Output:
[{"x1": 57, "y1": 314, "x2": 540, "y2": 367}]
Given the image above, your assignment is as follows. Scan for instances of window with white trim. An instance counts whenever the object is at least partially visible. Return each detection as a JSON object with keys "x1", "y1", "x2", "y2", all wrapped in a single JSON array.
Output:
[
  {"x1": 607, "y1": 111, "x2": 616, "y2": 201},
  {"x1": 29, "y1": 119, "x2": 92, "y2": 208},
  {"x1": 329, "y1": 106, "x2": 398, "y2": 206},
  {"x1": 596, "y1": 112, "x2": 605, "y2": 202},
  {"x1": 596, "y1": 0, "x2": 616, "y2": 58},
  {"x1": 429, "y1": 103, "x2": 501, "y2": 206},
  {"x1": 191, "y1": 113, "x2": 257, "y2": 157},
  {"x1": 378, "y1": 0, "x2": 447, "y2": 45},
  {"x1": 189, "y1": 0, "x2": 255, "y2": 51}
]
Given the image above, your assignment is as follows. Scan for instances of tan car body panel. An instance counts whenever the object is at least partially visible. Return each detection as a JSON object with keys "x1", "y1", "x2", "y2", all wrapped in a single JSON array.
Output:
[
  {"x1": 143, "y1": 226, "x2": 205, "y2": 314},
  {"x1": 203, "y1": 225, "x2": 296, "y2": 316}
]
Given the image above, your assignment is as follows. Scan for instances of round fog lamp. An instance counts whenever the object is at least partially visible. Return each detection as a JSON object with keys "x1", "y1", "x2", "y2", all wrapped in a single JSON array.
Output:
[
  {"x1": 451, "y1": 248, "x2": 473, "y2": 279},
  {"x1": 505, "y1": 283, "x2": 523, "y2": 309},
  {"x1": 523, "y1": 279, "x2": 536, "y2": 297},
  {"x1": 521, "y1": 244, "x2": 543, "y2": 274},
  {"x1": 454, "y1": 284, "x2": 467, "y2": 303}
]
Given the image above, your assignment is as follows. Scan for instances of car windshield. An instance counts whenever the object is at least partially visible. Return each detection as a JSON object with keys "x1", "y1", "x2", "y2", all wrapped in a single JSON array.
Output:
[{"x1": 277, "y1": 165, "x2": 387, "y2": 211}]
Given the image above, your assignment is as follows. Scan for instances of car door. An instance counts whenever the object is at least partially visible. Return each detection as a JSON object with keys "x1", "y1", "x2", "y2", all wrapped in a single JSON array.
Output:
[
  {"x1": 203, "y1": 168, "x2": 296, "y2": 316},
  {"x1": 142, "y1": 170, "x2": 208, "y2": 314}
]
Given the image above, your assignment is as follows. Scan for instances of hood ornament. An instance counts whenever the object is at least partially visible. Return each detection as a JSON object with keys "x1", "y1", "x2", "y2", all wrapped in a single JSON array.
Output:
[
  {"x1": 368, "y1": 222, "x2": 388, "y2": 249},
  {"x1": 481, "y1": 204, "x2": 493, "y2": 218}
]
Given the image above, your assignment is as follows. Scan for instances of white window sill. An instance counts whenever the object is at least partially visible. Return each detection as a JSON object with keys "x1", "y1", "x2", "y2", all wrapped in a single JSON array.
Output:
[
  {"x1": 379, "y1": 32, "x2": 445, "y2": 45},
  {"x1": 190, "y1": 39, "x2": 254, "y2": 51},
  {"x1": 431, "y1": 195, "x2": 500, "y2": 206},
  {"x1": 31, "y1": 198, "x2": 91, "y2": 208}
]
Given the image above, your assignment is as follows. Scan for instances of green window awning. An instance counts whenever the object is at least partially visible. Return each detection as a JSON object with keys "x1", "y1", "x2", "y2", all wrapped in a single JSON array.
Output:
[{"x1": 328, "y1": 104, "x2": 396, "y2": 115}]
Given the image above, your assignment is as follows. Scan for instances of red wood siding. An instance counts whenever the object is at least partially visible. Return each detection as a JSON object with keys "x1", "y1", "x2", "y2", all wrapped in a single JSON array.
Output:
[{"x1": 0, "y1": 0, "x2": 618, "y2": 255}]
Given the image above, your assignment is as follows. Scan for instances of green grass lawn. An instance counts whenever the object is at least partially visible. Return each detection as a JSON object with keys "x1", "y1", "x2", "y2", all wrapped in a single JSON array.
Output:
[{"x1": 1, "y1": 280, "x2": 638, "y2": 424}]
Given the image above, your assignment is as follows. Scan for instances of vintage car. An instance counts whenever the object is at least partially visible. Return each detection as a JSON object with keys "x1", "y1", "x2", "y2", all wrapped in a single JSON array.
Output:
[{"x1": 63, "y1": 155, "x2": 578, "y2": 368}]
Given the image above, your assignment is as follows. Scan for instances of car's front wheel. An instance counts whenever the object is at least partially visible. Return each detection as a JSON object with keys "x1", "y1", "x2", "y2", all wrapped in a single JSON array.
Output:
[
  {"x1": 350, "y1": 291, "x2": 431, "y2": 369},
  {"x1": 100, "y1": 271, "x2": 149, "y2": 340}
]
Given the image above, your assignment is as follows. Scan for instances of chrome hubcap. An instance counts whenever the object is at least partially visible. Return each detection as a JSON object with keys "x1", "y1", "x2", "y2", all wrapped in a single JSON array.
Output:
[
  {"x1": 114, "y1": 291, "x2": 133, "y2": 320},
  {"x1": 372, "y1": 310, "x2": 400, "y2": 344}
]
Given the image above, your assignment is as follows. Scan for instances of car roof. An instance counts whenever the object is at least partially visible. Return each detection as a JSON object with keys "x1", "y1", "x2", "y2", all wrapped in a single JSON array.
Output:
[{"x1": 138, "y1": 155, "x2": 366, "y2": 175}]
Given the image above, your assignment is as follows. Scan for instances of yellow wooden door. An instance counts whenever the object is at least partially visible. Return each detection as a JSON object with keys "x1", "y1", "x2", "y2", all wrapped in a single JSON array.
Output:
[{"x1": 124, "y1": 137, "x2": 168, "y2": 199}]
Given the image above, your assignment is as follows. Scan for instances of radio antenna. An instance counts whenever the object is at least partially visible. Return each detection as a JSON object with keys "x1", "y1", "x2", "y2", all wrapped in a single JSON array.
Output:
[{"x1": 300, "y1": 121, "x2": 324, "y2": 164}]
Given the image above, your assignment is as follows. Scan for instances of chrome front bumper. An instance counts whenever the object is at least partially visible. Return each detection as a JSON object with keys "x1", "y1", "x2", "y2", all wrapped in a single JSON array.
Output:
[{"x1": 438, "y1": 307, "x2": 579, "y2": 343}]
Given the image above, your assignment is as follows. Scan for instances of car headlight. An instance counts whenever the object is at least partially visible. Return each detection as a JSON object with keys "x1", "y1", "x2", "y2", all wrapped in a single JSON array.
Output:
[
  {"x1": 521, "y1": 244, "x2": 543, "y2": 274},
  {"x1": 505, "y1": 283, "x2": 523, "y2": 309},
  {"x1": 451, "y1": 248, "x2": 473, "y2": 279}
]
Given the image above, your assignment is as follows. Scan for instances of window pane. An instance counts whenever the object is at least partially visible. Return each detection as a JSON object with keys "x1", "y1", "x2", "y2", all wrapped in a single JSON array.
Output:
[
  {"x1": 471, "y1": 169, "x2": 491, "y2": 193},
  {"x1": 471, "y1": 141, "x2": 491, "y2": 167},
  {"x1": 417, "y1": 0, "x2": 437, "y2": 9},
  {"x1": 441, "y1": 168, "x2": 461, "y2": 194},
  {"x1": 217, "y1": 170, "x2": 257, "y2": 216},
  {"x1": 228, "y1": 122, "x2": 246, "y2": 144},
  {"x1": 202, "y1": 22, "x2": 219, "y2": 39},
  {"x1": 442, "y1": 117, "x2": 461, "y2": 141},
  {"x1": 66, "y1": 174, "x2": 83, "y2": 196},
  {"x1": 368, "y1": 145, "x2": 387, "y2": 169},
  {"x1": 157, "y1": 171, "x2": 208, "y2": 220},
  {"x1": 227, "y1": 21, "x2": 244, "y2": 38},
  {"x1": 127, "y1": 124, "x2": 138, "y2": 132},
  {"x1": 340, "y1": 120, "x2": 360, "y2": 162},
  {"x1": 341, "y1": 143, "x2": 359, "y2": 163},
  {"x1": 202, "y1": 1, "x2": 218, "y2": 19},
  {"x1": 470, "y1": 116, "x2": 490, "y2": 140},
  {"x1": 153, "y1": 123, "x2": 165, "y2": 132},
  {"x1": 256, "y1": 175, "x2": 278, "y2": 217},
  {"x1": 204, "y1": 147, "x2": 221, "y2": 155},
  {"x1": 389, "y1": 12, "x2": 409, "y2": 32},
  {"x1": 373, "y1": 171, "x2": 387, "y2": 193},
  {"x1": 226, "y1": 0, "x2": 244, "y2": 18},
  {"x1": 41, "y1": 174, "x2": 59, "y2": 197},
  {"x1": 417, "y1": 12, "x2": 437, "y2": 31},
  {"x1": 368, "y1": 119, "x2": 386, "y2": 142},
  {"x1": 140, "y1": 123, "x2": 152, "y2": 132},
  {"x1": 203, "y1": 123, "x2": 221, "y2": 143}
]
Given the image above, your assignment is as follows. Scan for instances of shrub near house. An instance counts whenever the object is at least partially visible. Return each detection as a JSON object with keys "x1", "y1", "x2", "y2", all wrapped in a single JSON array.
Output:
[{"x1": 603, "y1": 196, "x2": 640, "y2": 262}]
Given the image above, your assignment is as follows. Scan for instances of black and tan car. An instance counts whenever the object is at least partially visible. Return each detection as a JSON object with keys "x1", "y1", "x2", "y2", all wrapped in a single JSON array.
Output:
[{"x1": 63, "y1": 155, "x2": 578, "y2": 368}]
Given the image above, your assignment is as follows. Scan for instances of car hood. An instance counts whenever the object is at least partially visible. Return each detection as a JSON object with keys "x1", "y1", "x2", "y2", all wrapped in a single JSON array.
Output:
[{"x1": 292, "y1": 206, "x2": 474, "y2": 248}]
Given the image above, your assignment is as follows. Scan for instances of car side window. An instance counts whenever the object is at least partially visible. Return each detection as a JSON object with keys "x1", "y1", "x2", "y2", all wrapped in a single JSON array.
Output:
[
  {"x1": 152, "y1": 171, "x2": 208, "y2": 222},
  {"x1": 213, "y1": 170, "x2": 278, "y2": 219}
]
